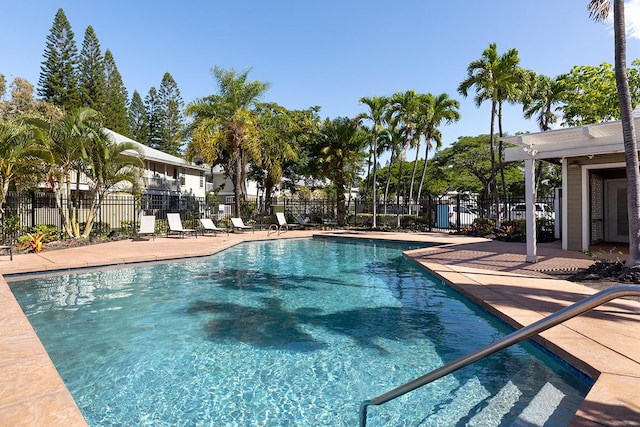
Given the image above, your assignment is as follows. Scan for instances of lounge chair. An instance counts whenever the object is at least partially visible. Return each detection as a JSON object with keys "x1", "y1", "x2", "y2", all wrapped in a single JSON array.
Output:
[
  {"x1": 292, "y1": 212, "x2": 316, "y2": 229},
  {"x1": 231, "y1": 217, "x2": 254, "y2": 233},
  {"x1": 136, "y1": 214, "x2": 156, "y2": 240},
  {"x1": 167, "y1": 213, "x2": 198, "y2": 238},
  {"x1": 199, "y1": 218, "x2": 229, "y2": 236},
  {"x1": 269, "y1": 212, "x2": 303, "y2": 235},
  {"x1": 0, "y1": 244, "x2": 12, "y2": 261}
]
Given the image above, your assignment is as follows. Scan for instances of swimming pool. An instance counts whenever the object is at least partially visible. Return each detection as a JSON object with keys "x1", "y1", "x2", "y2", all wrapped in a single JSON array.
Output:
[{"x1": 9, "y1": 238, "x2": 591, "y2": 426}]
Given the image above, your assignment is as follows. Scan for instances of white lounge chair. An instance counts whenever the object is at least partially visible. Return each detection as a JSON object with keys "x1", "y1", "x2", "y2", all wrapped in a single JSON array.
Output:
[
  {"x1": 269, "y1": 212, "x2": 303, "y2": 235},
  {"x1": 231, "y1": 217, "x2": 254, "y2": 233},
  {"x1": 167, "y1": 213, "x2": 198, "y2": 238},
  {"x1": 136, "y1": 214, "x2": 156, "y2": 240},
  {"x1": 199, "y1": 218, "x2": 229, "y2": 236}
]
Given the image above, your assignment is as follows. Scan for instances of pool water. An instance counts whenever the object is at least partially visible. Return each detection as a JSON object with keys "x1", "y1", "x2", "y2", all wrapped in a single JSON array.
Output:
[{"x1": 9, "y1": 238, "x2": 591, "y2": 426}]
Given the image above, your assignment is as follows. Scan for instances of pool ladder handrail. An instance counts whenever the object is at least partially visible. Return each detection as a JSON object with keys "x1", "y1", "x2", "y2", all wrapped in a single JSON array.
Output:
[{"x1": 359, "y1": 284, "x2": 640, "y2": 427}]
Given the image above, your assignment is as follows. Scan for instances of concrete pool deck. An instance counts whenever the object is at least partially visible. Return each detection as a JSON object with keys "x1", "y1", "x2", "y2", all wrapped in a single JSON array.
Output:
[{"x1": 0, "y1": 230, "x2": 638, "y2": 426}]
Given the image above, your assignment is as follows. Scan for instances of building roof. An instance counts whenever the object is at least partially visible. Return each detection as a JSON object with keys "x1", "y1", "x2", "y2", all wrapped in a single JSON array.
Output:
[
  {"x1": 103, "y1": 128, "x2": 206, "y2": 172},
  {"x1": 504, "y1": 111, "x2": 640, "y2": 162}
]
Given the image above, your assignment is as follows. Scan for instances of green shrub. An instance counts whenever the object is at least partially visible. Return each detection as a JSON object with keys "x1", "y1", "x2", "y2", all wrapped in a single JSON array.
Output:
[
  {"x1": 30, "y1": 224, "x2": 62, "y2": 242},
  {"x1": 1, "y1": 211, "x2": 23, "y2": 240}
]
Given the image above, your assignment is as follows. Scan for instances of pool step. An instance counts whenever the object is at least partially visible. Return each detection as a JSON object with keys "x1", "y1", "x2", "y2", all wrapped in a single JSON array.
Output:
[
  {"x1": 467, "y1": 380, "x2": 522, "y2": 426},
  {"x1": 436, "y1": 371, "x2": 574, "y2": 426},
  {"x1": 426, "y1": 377, "x2": 491, "y2": 425},
  {"x1": 511, "y1": 381, "x2": 566, "y2": 426}
]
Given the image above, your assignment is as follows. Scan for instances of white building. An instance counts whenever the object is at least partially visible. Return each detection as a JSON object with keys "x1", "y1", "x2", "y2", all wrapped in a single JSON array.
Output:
[{"x1": 104, "y1": 129, "x2": 207, "y2": 199}]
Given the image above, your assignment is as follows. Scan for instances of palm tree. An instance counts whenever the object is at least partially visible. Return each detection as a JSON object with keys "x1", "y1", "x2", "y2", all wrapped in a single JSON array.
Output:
[
  {"x1": 357, "y1": 96, "x2": 389, "y2": 228},
  {"x1": 387, "y1": 90, "x2": 421, "y2": 227},
  {"x1": 80, "y1": 129, "x2": 143, "y2": 237},
  {"x1": 415, "y1": 93, "x2": 461, "y2": 202},
  {"x1": 253, "y1": 102, "x2": 302, "y2": 212},
  {"x1": 379, "y1": 127, "x2": 401, "y2": 215},
  {"x1": 588, "y1": 0, "x2": 640, "y2": 266},
  {"x1": 458, "y1": 43, "x2": 521, "y2": 223},
  {"x1": 32, "y1": 107, "x2": 101, "y2": 238},
  {"x1": 186, "y1": 67, "x2": 269, "y2": 218},
  {"x1": 317, "y1": 117, "x2": 367, "y2": 226},
  {"x1": 495, "y1": 50, "x2": 525, "y2": 213},
  {"x1": 522, "y1": 72, "x2": 567, "y2": 193},
  {"x1": 0, "y1": 120, "x2": 51, "y2": 218},
  {"x1": 522, "y1": 73, "x2": 566, "y2": 131}
]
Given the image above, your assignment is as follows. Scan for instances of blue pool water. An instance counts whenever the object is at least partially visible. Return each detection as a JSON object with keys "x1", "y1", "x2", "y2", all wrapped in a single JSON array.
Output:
[{"x1": 9, "y1": 238, "x2": 591, "y2": 426}]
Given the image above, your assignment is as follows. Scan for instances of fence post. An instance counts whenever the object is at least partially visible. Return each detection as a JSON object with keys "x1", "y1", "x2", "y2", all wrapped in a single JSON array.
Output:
[
  {"x1": 354, "y1": 198, "x2": 358, "y2": 227},
  {"x1": 456, "y1": 194, "x2": 461, "y2": 232},
  {"x1": 428, "y1": 195, "x2": 432, "y2": 232},
  {"x1": 30, "y1": 191, "x2": 36, "y2": 229}
]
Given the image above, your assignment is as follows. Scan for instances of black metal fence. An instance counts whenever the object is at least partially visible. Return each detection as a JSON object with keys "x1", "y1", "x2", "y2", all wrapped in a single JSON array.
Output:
[{"x1": 1, "y1": 190, "x2": 558, "y2": 244}]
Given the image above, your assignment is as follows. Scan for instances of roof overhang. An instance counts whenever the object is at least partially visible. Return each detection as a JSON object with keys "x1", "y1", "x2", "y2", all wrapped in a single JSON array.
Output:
[
  {"x1": 103, "y1": 128, "x2": 206, "y2": 172},
  {"x1": 503, "y1": 117, "x2": 640, "y2": 162}
]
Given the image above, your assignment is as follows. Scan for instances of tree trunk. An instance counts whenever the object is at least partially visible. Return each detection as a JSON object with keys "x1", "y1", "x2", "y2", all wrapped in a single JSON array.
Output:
[
  {"x1": 336, "y1": 162, "x2": 346, "y2": 226},
  {"x1": 489, "y1": 100, "x2": 500, "y2": 226},
  {"x1": 0, "y1": 180, "x2": 9, "y2": 219},
  {"x1": 395, "y1": 135, "x2": 410, "y2": 228},
  {"x1": 417, "y1": 132, "x2": 432, "y2": 202},
  {"x1": 264, "y1": 177, "x2": 274, "y2": 216},
  {"x1": 613, "y1": 0, "x2": 640, "y2": 266},
  {"x1": 372, "y1": 132, "x2": 378, "y2": 228},
  {"x1": 233, "y1": 150, "x2": 242, "y2": 218},
  {"x1": 497, "y1": 102, "x2": 509, "y2": 218},
  {"x1": 395, "y1": 153, "x2": 405, "y2": 228},
  {"x1": 383, "y1": 148, "x2": 396, "y2": 215},
  {"x1": 81, "y1": 192, "x2": 100, "y2": 238},
  {"x1": 408, "y1": 139, "x2": 421, "y2": 214}
]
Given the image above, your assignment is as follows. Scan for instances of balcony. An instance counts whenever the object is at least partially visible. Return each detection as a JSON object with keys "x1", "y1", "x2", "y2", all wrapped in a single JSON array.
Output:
[{"x1": 143, "y1": 176, "x2": 180, "y2": 192}]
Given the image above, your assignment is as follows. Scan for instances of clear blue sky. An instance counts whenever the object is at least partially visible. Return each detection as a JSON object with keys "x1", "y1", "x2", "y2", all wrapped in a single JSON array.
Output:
[{"x1": 2, "y1": 0, "x2": 640, "y2": 155}]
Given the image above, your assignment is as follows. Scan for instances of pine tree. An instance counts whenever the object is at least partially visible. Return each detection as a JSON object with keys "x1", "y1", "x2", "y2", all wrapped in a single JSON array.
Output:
[
  {"x1": 157, "y1": 72, "x2": 185, "y2": 156},
  {"x1": 38, "y1": 8, "x2": 80, "y2": 110},
  {"x1": 145, "y1": 87, "x2": 164, "y2": 149},
  {"x1": 78, "y1": 25, "x2": 105, "y2": 111},
  {"x1": 103, "y1": 49, "x2": 128, "y2": 134},
  {"x1": 127, "y1": 90, "x2": 149, "y2": 143}
]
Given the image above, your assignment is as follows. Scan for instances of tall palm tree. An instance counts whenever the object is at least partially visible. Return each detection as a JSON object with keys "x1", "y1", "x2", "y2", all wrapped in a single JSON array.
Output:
[
  {"x1": 357, "y1": 96, "x2": 389, "y2": 228},
  {"x1": 495, "y1": 51, "x2": 526, "y2": 213},
  {"x1": 588, "y1": 0, "x2": 640, "y2": 266},
  {"x1": 387, "y1": 90, "x2": 421, "y2": 227},
  {"x1": 415, "y1": 93, "x2": 461, "y2": 202},
  {"x1": 317, "y1": 117, "x2": 367, "y2": 226},
  {"x1": 0, "y1": 120, "x2": 51, "y2": 218},
  {"x1": 186, "y1": 67, "x2": 269, "y2": 217},
  {"x1": 458, "y1": 43, "x2": 521, "y2": 223}
]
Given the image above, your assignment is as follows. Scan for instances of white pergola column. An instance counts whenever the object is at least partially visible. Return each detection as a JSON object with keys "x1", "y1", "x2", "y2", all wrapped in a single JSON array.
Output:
[{"x1": 524, "y1": 157, "x2": 537, "y2": 263}]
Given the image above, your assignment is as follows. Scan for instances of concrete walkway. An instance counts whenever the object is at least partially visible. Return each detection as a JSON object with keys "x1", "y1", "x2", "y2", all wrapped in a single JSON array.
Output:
[{"x1": 1, "y1": 230, "x2": 639, "y2": 426}]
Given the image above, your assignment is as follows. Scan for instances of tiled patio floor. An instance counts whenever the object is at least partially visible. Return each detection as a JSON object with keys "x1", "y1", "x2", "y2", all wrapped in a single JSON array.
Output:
[{"x1": 1, "y1": 230, "x2": 638, "y2": 426}]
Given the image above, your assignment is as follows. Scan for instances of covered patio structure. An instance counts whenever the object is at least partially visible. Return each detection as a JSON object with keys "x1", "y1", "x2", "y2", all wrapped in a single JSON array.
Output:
[{"x1": 503, "y1": 110, "x2": 640, "y2": 262}]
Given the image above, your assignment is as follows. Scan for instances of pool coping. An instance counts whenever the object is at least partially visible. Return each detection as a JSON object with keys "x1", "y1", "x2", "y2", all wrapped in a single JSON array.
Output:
[{"x1": 1, "y1": 230, "x2": 639, "y2": 425}]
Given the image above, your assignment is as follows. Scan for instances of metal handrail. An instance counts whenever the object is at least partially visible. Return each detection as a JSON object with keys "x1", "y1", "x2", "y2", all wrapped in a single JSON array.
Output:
[{"x1": 359, "y1": 284, "x2": 640, "y2": 427}]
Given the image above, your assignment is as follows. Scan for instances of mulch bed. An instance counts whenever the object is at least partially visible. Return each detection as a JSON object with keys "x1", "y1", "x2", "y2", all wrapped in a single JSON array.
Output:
[{"x1": 546, "y1": 261, "x2": 640, "y2": 301}]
